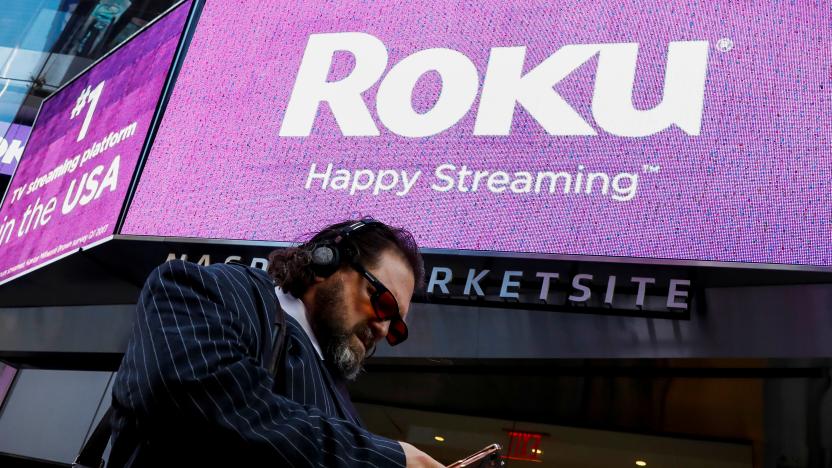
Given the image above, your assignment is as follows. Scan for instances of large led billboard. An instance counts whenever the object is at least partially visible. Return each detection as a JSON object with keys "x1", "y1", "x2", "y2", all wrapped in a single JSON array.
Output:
[
  {"x1": 0, "y1": 1, "x2": 191, "y2": 284},
  {"x1": 122, "y1": 0, "x2": 831, "y2": 267}
]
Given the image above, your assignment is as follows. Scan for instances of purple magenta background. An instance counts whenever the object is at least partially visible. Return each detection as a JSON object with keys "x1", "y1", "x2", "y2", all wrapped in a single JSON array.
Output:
[
  {"x1": 123, "y1": 0, "x2": 831, "y2": 266},
  {"x1": 0, "y1": 2, "x2": 190, "y2": 282},
  {"x1": 0, "y1": 364, "x2": 15, "y2": 408},
  {"x1": 0, "y1": 124, "x2": 32, "y2": 176}
]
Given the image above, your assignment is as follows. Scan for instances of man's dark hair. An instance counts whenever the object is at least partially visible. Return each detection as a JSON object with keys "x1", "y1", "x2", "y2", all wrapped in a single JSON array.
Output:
[{"x1": 267, "y1": 219, "x2": 425, "y2": 298}]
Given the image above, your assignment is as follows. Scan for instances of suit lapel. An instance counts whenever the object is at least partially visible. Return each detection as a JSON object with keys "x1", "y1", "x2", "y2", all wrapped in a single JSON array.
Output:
[
  {"x1": 318, "y1": 358, "x2": 363, "y2": 426},
  {"x1": 282, "y1": 316, "x2": 359, "y2": 424}
]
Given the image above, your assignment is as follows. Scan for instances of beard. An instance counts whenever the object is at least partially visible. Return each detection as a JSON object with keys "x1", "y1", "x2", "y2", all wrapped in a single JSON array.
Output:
[{"x1": 310, "y1": 279, "x2": 376, "y2": 381}]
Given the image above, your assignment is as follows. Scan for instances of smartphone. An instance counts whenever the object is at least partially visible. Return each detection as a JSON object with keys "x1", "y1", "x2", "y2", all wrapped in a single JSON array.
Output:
[{"x1": 446, "y1": 443, "x2": 503, "y2": 468}]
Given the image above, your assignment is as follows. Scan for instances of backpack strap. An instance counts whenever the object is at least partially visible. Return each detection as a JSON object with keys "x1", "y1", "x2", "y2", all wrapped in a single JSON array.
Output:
[
  {"x1": 231, "y1": 262, "x2": 289, "y2": 388},
  {"x1": 268, "y1": 303, "x2": 289, "y2": 390},
  {"x1": 73, "y1": 406, "x2": 115, "y2": 468}
]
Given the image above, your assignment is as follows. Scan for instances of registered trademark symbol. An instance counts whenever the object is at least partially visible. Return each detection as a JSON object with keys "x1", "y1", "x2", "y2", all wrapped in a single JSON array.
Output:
[{"x1": 716, "y1": 38, "x2": 733, "y2": 52}]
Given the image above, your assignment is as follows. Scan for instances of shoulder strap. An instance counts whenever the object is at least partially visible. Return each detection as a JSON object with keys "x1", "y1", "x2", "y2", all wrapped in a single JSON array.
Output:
[
  {"x1": 236, "y1": 264, "x2": 289, "y2": 385},
  {"x1": 226, "y1": 261, "x2": 289, "y2": 387},
  {"x1": 73, "y1": 406, "x2": 114, "y2": 468},
  {"x1": 268, "y1": 304, "x2": 289, "y2": 389}
]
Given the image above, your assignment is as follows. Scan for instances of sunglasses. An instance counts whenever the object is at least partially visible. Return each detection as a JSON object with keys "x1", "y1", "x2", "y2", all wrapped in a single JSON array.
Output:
[{"x1": 349, "y1": 261, "x2": 408, "y2": 346}]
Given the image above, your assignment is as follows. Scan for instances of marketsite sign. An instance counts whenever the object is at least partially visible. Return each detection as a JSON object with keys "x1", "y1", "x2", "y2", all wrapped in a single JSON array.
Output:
[
  {"x1": 163, "y1": 250, "x2": 692, "y2": 317},
  {"x1": 121, "y1": 0, "x2": 831, "y2": 268},
  {"x1": 0, "y1": 2, "x2": 191, "y2": 284}
]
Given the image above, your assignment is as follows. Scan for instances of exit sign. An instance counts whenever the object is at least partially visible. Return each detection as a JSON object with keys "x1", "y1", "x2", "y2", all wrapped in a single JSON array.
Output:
[{"x1": 504, "y1": 431, "x2": 544, "y2": 462}]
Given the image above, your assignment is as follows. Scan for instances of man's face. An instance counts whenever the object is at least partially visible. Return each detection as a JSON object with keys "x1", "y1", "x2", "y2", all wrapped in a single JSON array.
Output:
[{"x1": 309, "y1": 249, "x2": 415, "y2": 380}]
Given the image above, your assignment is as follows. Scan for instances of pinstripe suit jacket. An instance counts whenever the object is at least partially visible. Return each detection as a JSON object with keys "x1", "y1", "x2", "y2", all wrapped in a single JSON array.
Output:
[{"x1": 109, "y1": 260, "x2": 405, "y2": 467}]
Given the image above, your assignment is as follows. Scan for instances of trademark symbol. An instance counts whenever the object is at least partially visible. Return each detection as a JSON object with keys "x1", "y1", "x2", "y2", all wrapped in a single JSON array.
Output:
[
  {"x1": 716, "y1": 38, "x2": 733, "y2": 52},
  {"x1": 642, "y1": 164, "x2": 661, "y2": 174}
]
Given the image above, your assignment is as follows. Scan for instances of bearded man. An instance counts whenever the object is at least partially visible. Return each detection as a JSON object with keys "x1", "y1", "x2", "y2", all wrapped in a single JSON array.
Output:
[{"x1": 108, "y1": 219, "x2": 442, "y2": 467}]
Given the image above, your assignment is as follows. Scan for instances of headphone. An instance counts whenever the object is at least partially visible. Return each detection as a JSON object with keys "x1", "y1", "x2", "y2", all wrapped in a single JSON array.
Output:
[{"x1": 309, "y1": 219, "x2": 382, "y2": 278}]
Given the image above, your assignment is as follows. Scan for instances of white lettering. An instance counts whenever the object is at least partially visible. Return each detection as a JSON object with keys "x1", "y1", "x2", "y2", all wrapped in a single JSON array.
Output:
[
  {"x1": 306, "y1": 162, "x2": 332, "y2": 189},
  {"x1": 568, "y1": 274, "x2": 593, "y2": 302},
  {"x1": 464, "y1": 268, "x2": 489, "y2": 296},
  {"x1": 350, "y1": 169, "x2": 375, "y2": 195},
  {"x1": 281, "y1": 34, "x2": 709, "y2": 138},
  {"x1": 499, "y1": 271, "x2": 522, "y2": 299},
  {"x1": 536, "y1": 272, "x2": 559, "y2": 301},
  {"x1": 306, "y1": 163, "x2": 421, "y2": 196},
  {"x1": 474, "y1": 45, "x2": 598, "y2": 135},
  {"x1": 280, "y1": 32, "x2": 388, "y2": 136},
  {"x1": 250, "y1": 257, "x2": 268, "y2": 271},
  {"x1": 631, "y1": 276, "x2": 656, "y2": 307},
  {"x1": 427, "y1": 267, "x2": 453, "y2": 294},
  {"x1": 98, "y1": 155, "x2": 119, "y2": 196},
  {"x1": 592, "y1": 41, "x2": 709, "y2": 137},
  {"x1": 604, "y1": 275, "x2": 617, "y2": 305},
  {"x1": 399, "y1": 170, "x2": 421, "y2": 196},
  {"x1": 432, "y1": 164, "x2": 456, "y2": 192},
  {"x1": 0, "y1": 138, "x2": 25, "y2": 165},
  {"x1": 667, "y1": 279, "x2": 690, "y2": 309},
  {"x1": 373, "y1": 170, "x2": 399, "y2": 195},
  {"x1": 376, "y1": 48, "x2": 479, "y2": 137}
]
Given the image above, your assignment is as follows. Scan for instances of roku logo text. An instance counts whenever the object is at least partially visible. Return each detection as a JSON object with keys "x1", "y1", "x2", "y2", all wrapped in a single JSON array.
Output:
[{"x1": 279, "y1": 33, "x2": 709, "y2": 138}]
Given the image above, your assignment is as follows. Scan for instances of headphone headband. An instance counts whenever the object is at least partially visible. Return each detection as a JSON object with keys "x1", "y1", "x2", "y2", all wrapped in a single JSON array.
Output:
[
  {"x1": 331, "y1": 219, "x2": 380, "y2": 243},
  {"x1": 309, "y1": 219, "x2": 382, "y2": 277}
]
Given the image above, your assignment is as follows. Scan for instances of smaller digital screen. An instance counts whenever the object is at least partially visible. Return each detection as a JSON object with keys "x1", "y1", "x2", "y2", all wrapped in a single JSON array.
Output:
[{"x1": 0, "y1": 1, "x2": 191, "y2": 284}]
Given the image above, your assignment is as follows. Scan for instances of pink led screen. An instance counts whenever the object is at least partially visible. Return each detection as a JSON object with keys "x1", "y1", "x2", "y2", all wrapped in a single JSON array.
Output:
[
  {"x1": 0, "y1": 1, "x2": 191, "y2": 284},
  {"x1": 123, "y1": 0, "x2": 831, "y2": 267}
]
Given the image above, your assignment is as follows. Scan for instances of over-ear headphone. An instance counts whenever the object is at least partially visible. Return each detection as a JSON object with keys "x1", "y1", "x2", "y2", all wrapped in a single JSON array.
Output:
[{"x1": 309, "y1": 219, "x2": 381, "y2": 278}]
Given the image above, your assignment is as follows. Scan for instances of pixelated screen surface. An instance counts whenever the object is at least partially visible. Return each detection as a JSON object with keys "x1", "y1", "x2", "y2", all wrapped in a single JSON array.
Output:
[
  {"x1": 0, "y1": 1, "x2": 191, "y2": 283},
  {"x1": 122, "y1": 0, "x2": 831, "y2": 267}
]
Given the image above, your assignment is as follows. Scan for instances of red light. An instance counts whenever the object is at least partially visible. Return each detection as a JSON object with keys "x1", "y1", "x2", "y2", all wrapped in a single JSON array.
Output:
[{"x1": 503, "y1": 431, "x2": 544, "y2": 462}]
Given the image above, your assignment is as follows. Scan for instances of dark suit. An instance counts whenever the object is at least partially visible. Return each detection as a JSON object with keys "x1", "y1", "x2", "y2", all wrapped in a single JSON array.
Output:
[{"x1": 109, "y1": 260, "x2": 405, "y2": 467}]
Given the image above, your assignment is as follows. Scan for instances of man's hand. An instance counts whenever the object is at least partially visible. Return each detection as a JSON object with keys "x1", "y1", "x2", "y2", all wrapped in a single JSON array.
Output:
[{"x1": 400, "y1": 441, "x2": 444, "y2": 467}]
